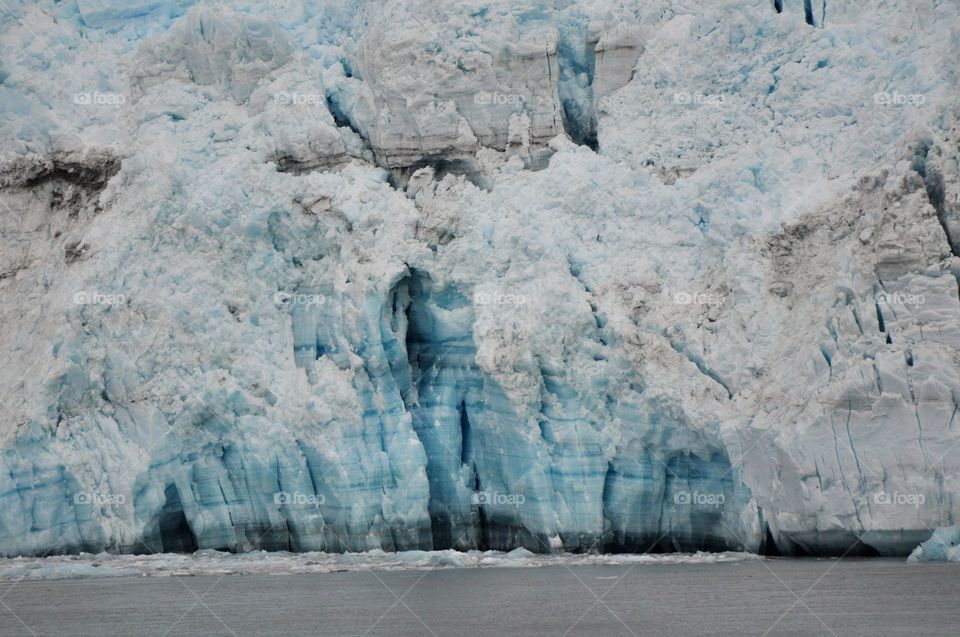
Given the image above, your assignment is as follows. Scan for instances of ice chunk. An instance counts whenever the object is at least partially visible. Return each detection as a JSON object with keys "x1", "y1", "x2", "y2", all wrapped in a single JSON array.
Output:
[
  {"x1": 132, "y1": 6, "x2": 295, "y2": 103},
  {"x1": 908, "y1": 527, "x2": 960, "y2": 562}
]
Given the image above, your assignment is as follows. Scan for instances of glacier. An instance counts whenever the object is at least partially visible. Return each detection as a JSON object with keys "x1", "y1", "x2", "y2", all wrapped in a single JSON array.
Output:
[{"x1": 0, "y1": 0, "x2": 959, "y2": 560}]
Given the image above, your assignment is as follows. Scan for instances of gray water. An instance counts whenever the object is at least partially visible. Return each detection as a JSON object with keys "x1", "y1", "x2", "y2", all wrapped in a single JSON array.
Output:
[{"x1": 0, "y1": 559, "x2": 957, "y2": 636}]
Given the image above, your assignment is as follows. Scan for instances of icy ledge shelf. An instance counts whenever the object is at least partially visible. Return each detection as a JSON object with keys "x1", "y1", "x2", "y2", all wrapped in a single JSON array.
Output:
[{"x1": 0, "y1": 548, "x2": 760, "y2": 581}]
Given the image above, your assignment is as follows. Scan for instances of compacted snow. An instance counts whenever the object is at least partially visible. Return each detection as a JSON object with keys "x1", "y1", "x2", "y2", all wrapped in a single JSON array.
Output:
[{"x1": 0, "y1": 0, "x2": 959, "y2": 560}]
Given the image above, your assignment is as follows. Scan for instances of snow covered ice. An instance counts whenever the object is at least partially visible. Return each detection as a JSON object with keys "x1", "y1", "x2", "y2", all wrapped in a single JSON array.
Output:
[{"x1": 0, "y1": 0, "x2": 959, "y2": 562}]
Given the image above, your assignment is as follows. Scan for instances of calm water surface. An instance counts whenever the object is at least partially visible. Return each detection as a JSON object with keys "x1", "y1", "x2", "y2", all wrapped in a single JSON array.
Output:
[{"x1": 0, "y1": 558, "x2": 957, "y2": 636}]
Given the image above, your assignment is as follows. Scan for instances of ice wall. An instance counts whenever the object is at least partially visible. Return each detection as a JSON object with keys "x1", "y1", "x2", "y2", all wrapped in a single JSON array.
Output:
[
  {"x1": 282, "y1": 268, "x2": 759, "y2": 554},
  {"x1": 1, "y1": 0, "x2": 959, "y2": 558}
]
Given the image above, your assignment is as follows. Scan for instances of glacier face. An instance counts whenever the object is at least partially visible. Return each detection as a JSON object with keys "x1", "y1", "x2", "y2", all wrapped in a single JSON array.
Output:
[{"x1": 0, "y1": 0, "x2": 959, "y2": 559}]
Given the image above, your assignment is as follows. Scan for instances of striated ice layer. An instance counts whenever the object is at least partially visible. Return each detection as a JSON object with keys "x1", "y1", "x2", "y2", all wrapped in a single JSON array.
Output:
[{"x1": 285, "y1": 269, "x2": 759, "y2": 554}]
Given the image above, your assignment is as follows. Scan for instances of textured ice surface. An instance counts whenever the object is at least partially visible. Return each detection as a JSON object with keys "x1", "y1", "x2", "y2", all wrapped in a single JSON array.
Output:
[
  {"x1": 1, "y1": 0, "x2": 959, "y2": 559},
  {"x1": 351, "y1": 2, "x2": 565, "y2": 179}
]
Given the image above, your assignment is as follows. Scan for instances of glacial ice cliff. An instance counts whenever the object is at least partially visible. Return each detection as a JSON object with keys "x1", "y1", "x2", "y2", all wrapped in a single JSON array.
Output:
[{"x1": 0, "y1": 0, "x2": 959, "y2": 558}]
